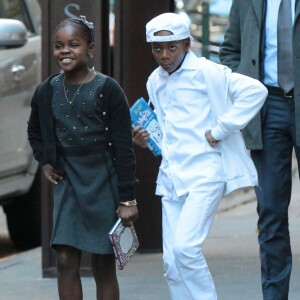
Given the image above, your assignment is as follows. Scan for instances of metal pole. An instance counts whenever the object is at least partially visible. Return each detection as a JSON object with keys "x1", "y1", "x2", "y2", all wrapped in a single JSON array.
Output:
[{"x1": 202, "y1": 0, "x2": 210, "y2": 59}]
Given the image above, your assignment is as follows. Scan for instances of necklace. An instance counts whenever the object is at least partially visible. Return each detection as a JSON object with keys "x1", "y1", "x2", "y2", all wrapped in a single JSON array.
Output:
[{"x1": 63, "y1": 67, "x2": 94, "y2": 105}]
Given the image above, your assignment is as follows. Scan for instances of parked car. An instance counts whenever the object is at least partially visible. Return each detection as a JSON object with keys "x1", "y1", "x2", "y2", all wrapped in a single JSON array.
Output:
[{"x1": 0, "y1": 0, "x2": 42, "y2": 250}]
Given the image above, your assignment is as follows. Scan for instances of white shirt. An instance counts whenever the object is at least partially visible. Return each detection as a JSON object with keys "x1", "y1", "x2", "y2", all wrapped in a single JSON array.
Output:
[
  {"x1": 147, "y1": 52, "x2": 268, "y2": 197},
  {"x1": 150, "y1": 52, "x2": 224, "y2": 197},
  {"x1": 263, "y1": 0, "x2": 295, "y2": 86}
]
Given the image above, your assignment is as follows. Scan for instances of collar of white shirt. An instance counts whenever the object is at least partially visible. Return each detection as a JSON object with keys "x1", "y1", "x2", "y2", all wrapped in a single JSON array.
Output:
[{"x1": 157, "y1": 50, "x2": 198, "y2": 77}]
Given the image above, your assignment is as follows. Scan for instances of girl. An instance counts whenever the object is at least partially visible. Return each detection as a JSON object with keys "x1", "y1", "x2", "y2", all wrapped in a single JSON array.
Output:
[{"x1": 27, "y1": 16, "x2": 138, "y2": 300}]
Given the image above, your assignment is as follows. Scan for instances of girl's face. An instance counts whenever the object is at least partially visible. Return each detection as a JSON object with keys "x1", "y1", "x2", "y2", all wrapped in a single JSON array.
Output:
[
  {"x1": 54, "y1": 24, "x2": 94, "y2": 74},
  {"x1": 151, "y1": 30, "x2": 190, "y2": 75}
]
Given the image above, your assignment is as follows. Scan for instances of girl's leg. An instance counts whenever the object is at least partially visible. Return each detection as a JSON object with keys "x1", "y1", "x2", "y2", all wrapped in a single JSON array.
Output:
[
  {"x1": 92, "y1": 254, "x2": 119, "y2": 300},
  {"x1": 56, "y1": 245, "x2": 82, "y2": 300}
]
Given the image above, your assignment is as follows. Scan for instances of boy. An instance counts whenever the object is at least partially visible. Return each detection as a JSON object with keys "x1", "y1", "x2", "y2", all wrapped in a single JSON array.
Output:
[{"x1": 134, "y1": 13, "x2": 267, "y2": 299}]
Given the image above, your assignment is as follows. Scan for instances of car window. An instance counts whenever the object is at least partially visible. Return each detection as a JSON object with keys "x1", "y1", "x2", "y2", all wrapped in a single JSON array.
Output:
[{"x1": 0, "y1": 0, "x2": 35, "y2": 35}]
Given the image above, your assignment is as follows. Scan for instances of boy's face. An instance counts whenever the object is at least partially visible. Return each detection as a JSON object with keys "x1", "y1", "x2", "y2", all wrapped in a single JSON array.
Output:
[{"x1": 151, "y1": 30, "x2": 190, "y2": 74}]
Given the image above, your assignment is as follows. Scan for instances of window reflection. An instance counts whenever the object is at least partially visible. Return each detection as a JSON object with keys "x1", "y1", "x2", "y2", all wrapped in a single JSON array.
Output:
[
  {"x1": 0, "y1": 0, "x2": 34, "y2": 34},
  {"x1": 174, "y1": 0, "x2": 232, "y2": 61}
]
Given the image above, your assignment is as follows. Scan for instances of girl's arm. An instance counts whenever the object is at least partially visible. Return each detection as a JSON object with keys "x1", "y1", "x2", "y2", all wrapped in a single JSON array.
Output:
[
  {"x1": 105, "y1": 77, "x2": 139, "y2": 226},
  {"x1": 27, "y1": 86, "x2": 45, "y2": 164}
]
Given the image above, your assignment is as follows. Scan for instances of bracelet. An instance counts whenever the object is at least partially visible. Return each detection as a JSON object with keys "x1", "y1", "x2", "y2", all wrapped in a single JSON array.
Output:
[{"x1": 120, "y1": 199, "x2": 137, "y2": 207}]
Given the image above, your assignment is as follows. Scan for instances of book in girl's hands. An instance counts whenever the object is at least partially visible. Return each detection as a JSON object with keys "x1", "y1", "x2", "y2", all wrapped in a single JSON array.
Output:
[
  {"x1": 130, "y1": 97, "x2": 162, "y2": 157},
  {"x1": 108, "y1": 218, "x2": 139, "y2": 270}
]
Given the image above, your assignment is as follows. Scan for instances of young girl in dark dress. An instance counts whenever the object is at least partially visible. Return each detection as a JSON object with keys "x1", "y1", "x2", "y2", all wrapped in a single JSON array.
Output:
[{"x1": 27, "y1": 16, "x2": 138, "y2": 300}]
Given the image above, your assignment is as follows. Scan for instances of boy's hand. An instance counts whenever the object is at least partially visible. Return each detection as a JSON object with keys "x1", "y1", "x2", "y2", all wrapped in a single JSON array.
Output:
[
  {"x1": 132, "y1": 125, "x2": 150, "y2": 148},
  {"x1": 116, "y1": 205, "x2": 138, "y2": 227},
  {"x1": 205, "y1": 130, "x2": 219, "y2": 147},
  {"x1": 42, "y1": 164, "x2": 63, "y2": 184}
]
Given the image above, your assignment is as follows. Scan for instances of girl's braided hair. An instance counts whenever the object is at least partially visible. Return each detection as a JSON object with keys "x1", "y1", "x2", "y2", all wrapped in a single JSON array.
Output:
[{"x1": 55, "y1": 15, "x2": 94, "y2": 44}]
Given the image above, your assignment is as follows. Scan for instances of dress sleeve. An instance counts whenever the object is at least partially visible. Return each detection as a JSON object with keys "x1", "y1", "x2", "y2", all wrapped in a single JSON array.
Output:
[
  {"x1": 104, "y1": 77, "x2": 138, "y2": 202},
  {"x1": 27, "y1": 84, "x2": 45, "y2": 165}
]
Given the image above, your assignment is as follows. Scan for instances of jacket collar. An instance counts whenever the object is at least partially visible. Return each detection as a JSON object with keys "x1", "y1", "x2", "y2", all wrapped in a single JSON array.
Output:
[
  {"x1": 296, "y1": 0, "x2": 300, "y2": 22},
  {"x1": 250, "y1": 0, "x2": 265, "y2": 28},
  {"x1": 157, "y1": 50, "x2": 198, "y2": 76}
]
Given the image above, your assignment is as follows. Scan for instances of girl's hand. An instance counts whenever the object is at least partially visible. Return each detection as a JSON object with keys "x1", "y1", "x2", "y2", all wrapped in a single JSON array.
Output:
[
  {"x1": 42, "y1": 164, "x2": 63, "y2": 185},
  {"x1": 132, "y1": 126, "x2": 150, "y2": 148},
  {"x1": 205, "y1": 130, "x2": 220, "y2": 147},
  {"x1": 116, "y1": 205, "x2": 138, "y2": 227}
]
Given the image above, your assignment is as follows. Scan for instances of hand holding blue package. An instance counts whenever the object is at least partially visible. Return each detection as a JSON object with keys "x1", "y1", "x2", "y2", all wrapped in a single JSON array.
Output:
[{"x1": 130, "y1": 97, "x2": 162, "y2": 156}]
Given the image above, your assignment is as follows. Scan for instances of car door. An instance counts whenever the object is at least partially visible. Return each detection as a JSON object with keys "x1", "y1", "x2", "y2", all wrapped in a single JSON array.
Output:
[{"x1": 0, "y1": 0, "x2": 41, "y2": 181}]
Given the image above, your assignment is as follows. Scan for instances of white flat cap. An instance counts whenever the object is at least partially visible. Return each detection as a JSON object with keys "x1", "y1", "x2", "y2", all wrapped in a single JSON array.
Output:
[{"x1": 146, "y1": 12, "x2": 192, "y2": 43}]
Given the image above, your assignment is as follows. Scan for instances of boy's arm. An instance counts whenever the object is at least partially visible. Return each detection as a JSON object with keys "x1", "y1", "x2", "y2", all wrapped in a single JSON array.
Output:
[
  {"x1": 132, "y1": 126, "x2": 150, "y2": 148},
  {"x1": 205, "y1": 130, "x2": 219, "y2": 147},
  {"x1": 210, "y1": 71, "x2": 268, "y2": 141}
]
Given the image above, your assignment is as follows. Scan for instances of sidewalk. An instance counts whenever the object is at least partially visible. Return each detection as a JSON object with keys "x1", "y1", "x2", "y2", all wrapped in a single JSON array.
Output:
[
  {"x1": 0, "y1": 247, "x2": 168, "y2": 300},
  {"x1": 0, "y1": 171, "x2": 299, "y2": 299}
]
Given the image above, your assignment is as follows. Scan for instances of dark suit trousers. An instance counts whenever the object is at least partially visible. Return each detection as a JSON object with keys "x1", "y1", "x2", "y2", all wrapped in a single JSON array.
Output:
[{"x1": 251, "y1": 92, "x2": 300, "y2": 300}]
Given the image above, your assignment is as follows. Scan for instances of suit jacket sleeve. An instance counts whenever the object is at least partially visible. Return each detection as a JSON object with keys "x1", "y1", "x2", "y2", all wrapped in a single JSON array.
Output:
[{"x1": 219, "y1": 0, "x2": 241, "y2": 71}]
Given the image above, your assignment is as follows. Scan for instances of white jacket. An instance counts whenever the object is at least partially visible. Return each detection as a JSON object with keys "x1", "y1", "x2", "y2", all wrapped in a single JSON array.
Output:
[
  {"x1": 147, "y1": 54, "x2": 268, "y2": 196},
  {"x1": 200, "y1": 58, "x2": 268, "y2": 194}
]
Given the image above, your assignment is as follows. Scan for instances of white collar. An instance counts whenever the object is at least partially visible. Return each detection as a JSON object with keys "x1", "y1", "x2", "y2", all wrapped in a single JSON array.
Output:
[{"x1": 157, "y1": 51, "x2": 199, "y2": 76}]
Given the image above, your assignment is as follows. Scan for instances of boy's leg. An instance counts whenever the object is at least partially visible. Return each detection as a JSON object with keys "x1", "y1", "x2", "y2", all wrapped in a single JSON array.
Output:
[
  {"x1": 56, "y1": 245, "x2": 82, "y2": 300},
  {"x1": 162, "y1": 193, "x2": 193, "y2": 299},
  {"x1": 92, "y1": 254, "x2": 119, "y2": 300},
  {"x1": 174, "y1": 181, "x2": 224, "y2": 300}
]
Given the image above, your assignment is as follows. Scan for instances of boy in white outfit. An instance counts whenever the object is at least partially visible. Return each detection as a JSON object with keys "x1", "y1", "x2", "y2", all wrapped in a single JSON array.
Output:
[{"x1": 133, "y1": 13, "x2": 268, "y2": 300}]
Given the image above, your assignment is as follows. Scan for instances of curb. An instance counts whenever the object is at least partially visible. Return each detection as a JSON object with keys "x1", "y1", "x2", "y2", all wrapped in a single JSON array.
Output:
[
  {"x1": 218, "y1": 162, "x2": 298, "y2": 214},
  {"x1": 218, "y1": 188, "x2": 256, "y2": 214}
]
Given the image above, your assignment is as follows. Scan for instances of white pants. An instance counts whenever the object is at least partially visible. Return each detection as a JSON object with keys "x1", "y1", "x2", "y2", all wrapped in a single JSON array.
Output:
[{"x1": 162, "y1": 182, "x2": 225, "y2": 300}]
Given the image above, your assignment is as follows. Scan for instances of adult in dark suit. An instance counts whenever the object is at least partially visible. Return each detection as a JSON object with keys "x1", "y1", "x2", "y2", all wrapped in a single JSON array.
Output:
[{"x1": 219, "y1": 0, "x2": 300, "y2": 299}]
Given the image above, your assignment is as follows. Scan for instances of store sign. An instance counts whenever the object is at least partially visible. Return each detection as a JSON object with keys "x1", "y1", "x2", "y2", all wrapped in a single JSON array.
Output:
[{"x1": 64, "y1": 3, "x2": 81, "y2": 18}]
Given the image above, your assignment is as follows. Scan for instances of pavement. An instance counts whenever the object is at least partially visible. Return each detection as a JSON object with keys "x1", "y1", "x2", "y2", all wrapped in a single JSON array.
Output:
[{"x1": 1, "y1": 167, "x2": 300, "y2": 299}]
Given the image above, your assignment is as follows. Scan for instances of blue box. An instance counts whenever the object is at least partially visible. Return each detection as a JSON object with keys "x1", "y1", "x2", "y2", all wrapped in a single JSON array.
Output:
[{"x1": 130, "y1": 97, "x2": 162, "y2": 157}]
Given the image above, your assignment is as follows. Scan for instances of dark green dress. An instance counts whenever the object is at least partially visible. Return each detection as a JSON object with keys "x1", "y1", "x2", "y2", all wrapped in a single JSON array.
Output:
[{"x1": 50, "y1": 73, "x2": 119, "y2": 254}]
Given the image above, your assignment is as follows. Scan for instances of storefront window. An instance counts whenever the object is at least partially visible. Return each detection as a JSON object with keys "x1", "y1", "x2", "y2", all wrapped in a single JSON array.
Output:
[{"x1": 174, "y1": 0, "x2": 232, "y2": 60}]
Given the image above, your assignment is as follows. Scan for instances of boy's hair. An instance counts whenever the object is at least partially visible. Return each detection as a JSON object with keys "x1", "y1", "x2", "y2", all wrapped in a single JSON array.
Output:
[
  {"x1": 146, "y1": 13, "x2": 192, "y2": 43},
  {"x1": 55, "y1": 15, "x2": 94, "y2": 44}
]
